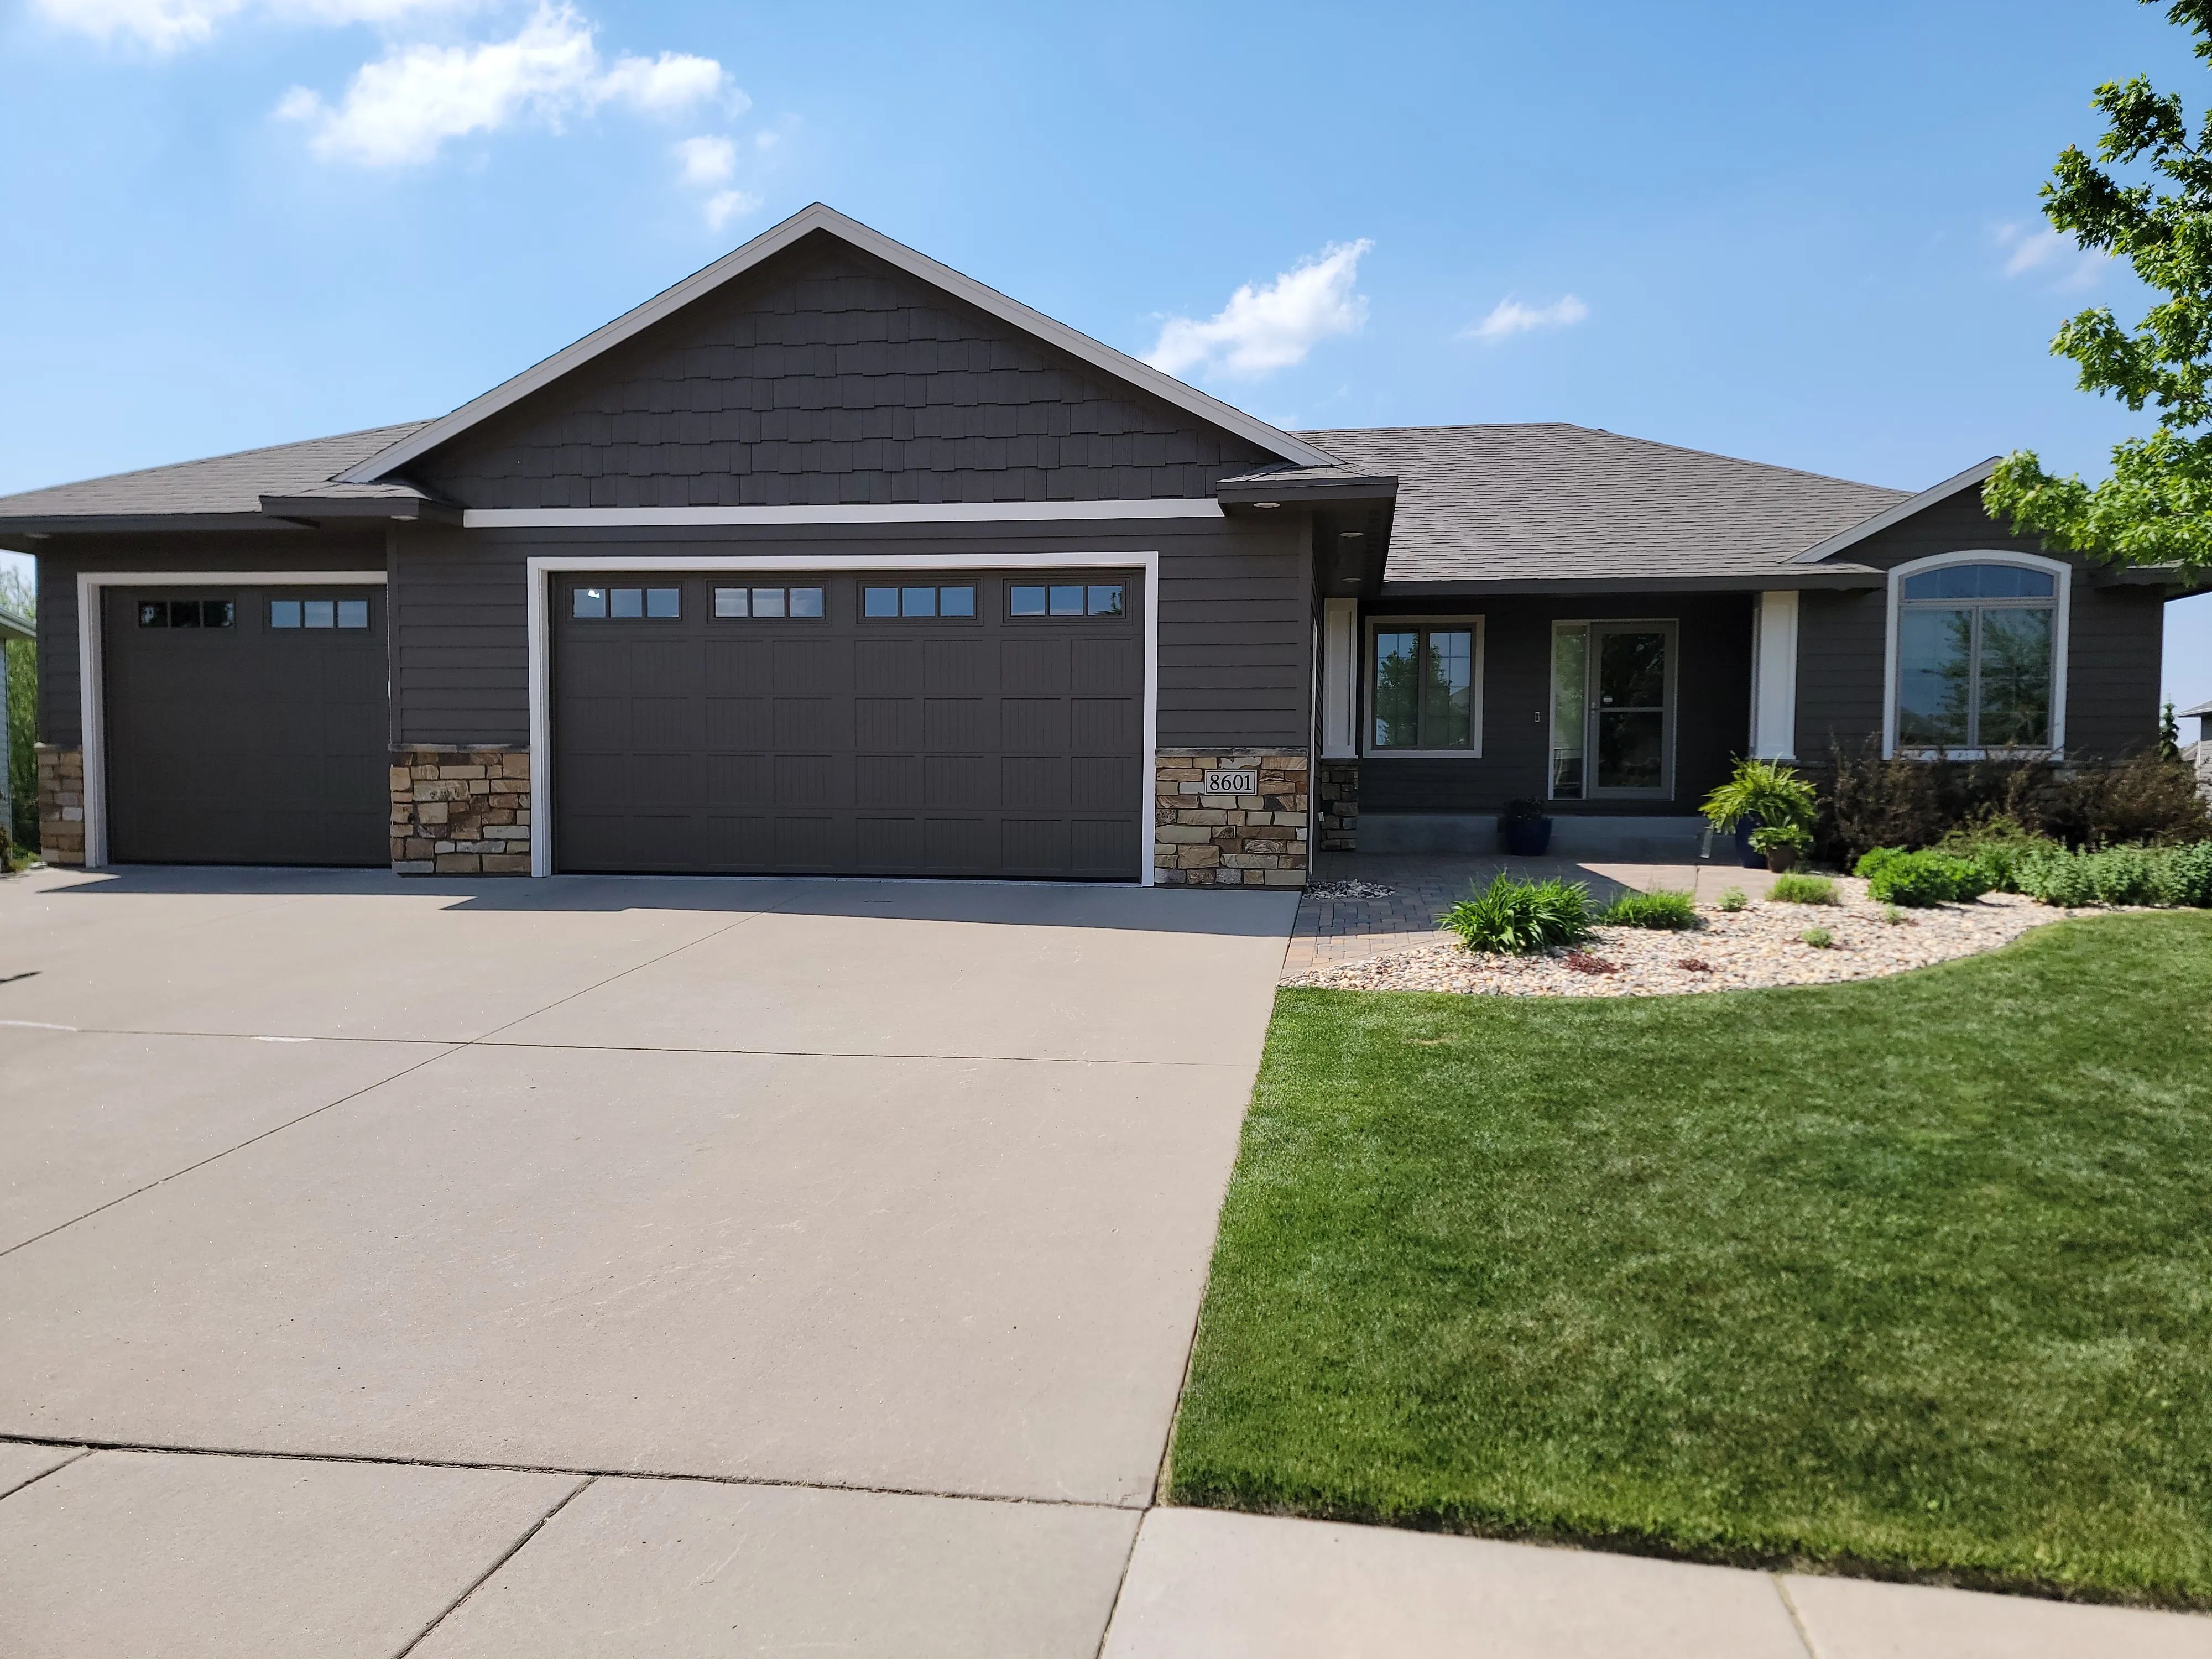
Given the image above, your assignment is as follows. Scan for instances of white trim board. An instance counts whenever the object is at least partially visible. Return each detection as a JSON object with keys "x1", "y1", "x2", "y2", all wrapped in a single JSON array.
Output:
[
  {"x1": 340, "y1": 203, "x2": 1340, "y2": 485},
  {"x1": 465, "y1": 500, "x2": 1224, "y2": 529},
  {"x1": 523, "y1": 550, "x2": 1162, "y2": 883},
  {"x1": 1881, "y1": 549, "x2": 2070, "y2": 760},
  {"x1": 73, "y1": 570, "x2": 388, "y2": 870}
]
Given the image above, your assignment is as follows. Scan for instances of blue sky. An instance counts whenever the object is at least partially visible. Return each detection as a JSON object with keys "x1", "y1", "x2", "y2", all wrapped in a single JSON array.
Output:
[{"x1": 2, "y1": 0, "x2": 2207, "y2": 726}]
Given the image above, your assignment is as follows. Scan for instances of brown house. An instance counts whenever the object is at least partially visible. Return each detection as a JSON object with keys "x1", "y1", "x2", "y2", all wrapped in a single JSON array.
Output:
[{"x1": 0, "y1": 205, "x2": 2191, "y2": 883}]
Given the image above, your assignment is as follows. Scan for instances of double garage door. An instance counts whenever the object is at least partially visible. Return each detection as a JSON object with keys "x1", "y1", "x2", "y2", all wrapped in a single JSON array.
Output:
[{"x1": 553, "y1": 568, "x2": 1146, "y2": 880}]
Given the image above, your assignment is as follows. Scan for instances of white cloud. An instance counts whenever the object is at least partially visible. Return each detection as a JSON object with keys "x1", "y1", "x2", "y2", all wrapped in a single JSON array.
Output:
[
  {"x1": 672, "y1": 133, "x2": 734, "y2": 186},
  {"x1": 35, "y1": 0, "x2": 471, "y2": 51},
  {"x1": 703, "y1": 189, "x2": 760, "y2": 231},
  {"x1": 1997, "y1": 223, "x2": 2113, "y2": 291},
  {"x1": 1144, "y1": 239, "x2": 1373, "y2": 382},
  {"x1": 1463, "y1": 294, "x2": 1588, "y2": 343},
  {"x1": 277, "y1": 3, "x2": 728, "y2": 165}
]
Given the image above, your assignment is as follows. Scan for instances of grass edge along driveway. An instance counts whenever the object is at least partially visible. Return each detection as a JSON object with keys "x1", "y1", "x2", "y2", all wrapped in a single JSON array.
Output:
[{"x1": 1168, "y1": 913, "x2": 2212, "y2": 1608}]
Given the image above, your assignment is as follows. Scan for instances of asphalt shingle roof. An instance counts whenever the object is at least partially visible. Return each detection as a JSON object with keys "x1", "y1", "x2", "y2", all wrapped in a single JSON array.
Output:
[
  {"x1": 0, "y1": 423, "x2": 430, "y2": 522},
  {"x1": 1291, "y1": 422, "x2": 1908, "y2": 585}
]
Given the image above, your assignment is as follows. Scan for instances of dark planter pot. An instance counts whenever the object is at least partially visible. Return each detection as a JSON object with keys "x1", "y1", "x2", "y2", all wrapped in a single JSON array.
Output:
[
  {"x1": 1735, "y1": 819, "x2": 1766, "y2": 869},
  {"x1": 1502, "y1": 816, "x2": 1554, "y2": 857},
  {"x1": 1765, "y1": 845, "x2": 1802, "y2": 874}
]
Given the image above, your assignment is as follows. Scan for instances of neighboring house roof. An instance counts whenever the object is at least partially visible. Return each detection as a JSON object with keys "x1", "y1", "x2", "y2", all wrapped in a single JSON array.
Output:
[
  {"x1": 0, "y1": 423, "x2": 431, "y2": 531},
  {"x1": 2183, "y1": 697, "x2": 2212, "y2": 718},
  {"x1": 0, "y1": 604, "x2": 31, "y2": 641},
  {"x1": 1296, "y1": 422, "x2": 1908, "y2": 589},
  {"x1": 339, "y1": 202, "x2": 1343, "y2": 486}
]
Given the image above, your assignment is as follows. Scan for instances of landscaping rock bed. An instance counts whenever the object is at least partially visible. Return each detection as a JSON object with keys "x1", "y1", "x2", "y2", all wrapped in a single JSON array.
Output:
[{"x1": 1287, "y1": 880, "x2": 2112, "y2": 997}]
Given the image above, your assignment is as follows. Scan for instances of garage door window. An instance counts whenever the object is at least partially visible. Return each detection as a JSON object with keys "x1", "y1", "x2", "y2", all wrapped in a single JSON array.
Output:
[
  {"x1": 572, "y1": 587, "x2": 680, "y2": 620},
  {"x1": 138, "y1": 599, "x2": 233, "y2": 628},
  {"x1": 863, "y1": 584, "x2": 975, "y2": 619},
  {"x1": 269, "y1": 598, "x2": 369, "y2": 629},
  {"x1": 714, "y1": 586, "x2": 824, "y2": 619},
  {"x1": 1009, "y1": 583, "x2": 1121, "y2": 618}
]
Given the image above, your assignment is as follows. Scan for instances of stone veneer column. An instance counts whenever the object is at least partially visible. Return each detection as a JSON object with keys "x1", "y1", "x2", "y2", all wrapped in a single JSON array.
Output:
[
  {"x1": 1317, "y1": 758, "x2": 1359, "y2": 852},
  {"x1": 1154, "y1": 748, "x2": 1308, "y2": 887},
  {"x1": 34, "y1": 745, "x2": 85, "y2": 865},
  {"x1": 390, "y1": 744, "x2": 531, "y2": 875}
]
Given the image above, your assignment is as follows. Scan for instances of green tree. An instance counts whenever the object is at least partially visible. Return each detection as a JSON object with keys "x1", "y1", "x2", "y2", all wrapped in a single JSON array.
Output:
[
  {"x1": 1985, "y1": 0, "x2": 2212, "y2": 571},
  {"x1": 1, "y1": 565, "x2": 35, "y2": 852}
]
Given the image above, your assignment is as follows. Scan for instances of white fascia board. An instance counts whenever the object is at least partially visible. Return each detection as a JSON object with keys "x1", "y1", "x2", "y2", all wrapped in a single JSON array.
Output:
[
  {"x1": 1790, "y1": 457, "x2": 1999, "y2": 565},
  {"x1": 341, "y1": 204, "x2": 1342, "y2": 486},
  {"x1": 463, "y1": 500, "x2": 1223, "y2": 530}
]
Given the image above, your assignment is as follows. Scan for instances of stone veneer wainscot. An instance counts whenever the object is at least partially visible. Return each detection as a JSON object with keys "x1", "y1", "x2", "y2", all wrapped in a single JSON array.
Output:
[
  {"x1": 34, "y1": 744, "x2": 84, "y2": 866},
  {"x1": 1317, "y1": 758, "x2": 1359, "y2": 852},
  {"x1": 390, "y1": 744, "x2": 531, "y2": 875},
  {"x1": 1154, "y1": 748, "x2": 1308, "y2": 886}
]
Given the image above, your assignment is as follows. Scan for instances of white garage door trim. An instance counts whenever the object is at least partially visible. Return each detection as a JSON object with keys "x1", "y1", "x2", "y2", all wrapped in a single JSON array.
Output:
[
  {"x1": 74, "y1": 570, "x2": 389, "y2": 870},
  {"x1": 524, "y1": 551, "x2": 1162, "y2": 883}
]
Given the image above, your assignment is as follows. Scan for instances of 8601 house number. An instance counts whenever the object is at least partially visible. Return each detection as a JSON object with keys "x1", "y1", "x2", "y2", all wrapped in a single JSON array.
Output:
[{"x1": 1203, "y1": 770, "x2": 1258, "y2": 795}]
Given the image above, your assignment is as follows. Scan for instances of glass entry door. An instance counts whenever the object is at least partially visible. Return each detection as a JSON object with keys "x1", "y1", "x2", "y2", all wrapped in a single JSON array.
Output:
[{"x1": 1550, "y1": 620, "x2": 1676, "y2": 799}]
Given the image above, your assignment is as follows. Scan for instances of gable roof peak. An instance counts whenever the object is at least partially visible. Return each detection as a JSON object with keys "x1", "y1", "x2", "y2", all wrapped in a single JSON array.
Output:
[{"x1": 340, "y1": 202, "x2": 1342, "y2": 484}]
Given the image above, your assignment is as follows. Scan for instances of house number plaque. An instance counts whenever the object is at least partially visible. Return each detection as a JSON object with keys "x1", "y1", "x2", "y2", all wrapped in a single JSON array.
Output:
[{"x1": 1203, "y1": 770, "x2": 1258, "y2": 794}]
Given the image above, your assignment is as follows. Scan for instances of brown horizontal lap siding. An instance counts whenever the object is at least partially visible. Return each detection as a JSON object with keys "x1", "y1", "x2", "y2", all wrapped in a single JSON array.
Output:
[
  {"x1": 33, "y1": 530, "x2": 389, "y2": 747},
  {"x1": 1792, "y1": 493, "x2": 2165, "y2": 760},
  {"x1": 1359, "y1": 592, "x2": 1753, "y2": 816},
  {"x1": 392, "y1": 516, "x2": 1309, "y2": 752},
  {"x1": 410, "y1": 235, "x2": 1278, "y2": 510}
]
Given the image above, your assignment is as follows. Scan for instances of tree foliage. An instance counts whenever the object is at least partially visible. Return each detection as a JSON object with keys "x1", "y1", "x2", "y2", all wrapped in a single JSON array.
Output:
[{"x1": 1985, "y1": 0, "x2": 2212, "y2": 570}]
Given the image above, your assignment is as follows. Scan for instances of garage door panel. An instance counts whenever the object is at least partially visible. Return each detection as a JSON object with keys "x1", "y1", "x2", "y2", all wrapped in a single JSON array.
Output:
[
  {"x1": 925, "y1": 754, "x2": 991, "y2": 809},
  {"x1": 706, "y1": 697, "x2": 770, "y2": 750},
  {"x1": 103, "y1": 586, "x2": 387, "y2": 868},
  {"x1": 706, "y1": 753, "x2": 772, "y2": 807},
  {"x1": 1072, "y1": 697, "x2": 1138, "y2": 753},
  {"x1": 855, "y1": 754, "x2": 920, "y2": 807},
  {"x1": 1001, "y1": 756, "x2": 1067, "y2": 810},
  {"x1": 553, "y1": 571, "x2": 1146, "y2": 879},
  {"x1": 1001, "y1": 638, "x2": 1068, "y2": 694},
  {"x1": 1002, "y1": 818, "x2": 1068, "y2": 873}
]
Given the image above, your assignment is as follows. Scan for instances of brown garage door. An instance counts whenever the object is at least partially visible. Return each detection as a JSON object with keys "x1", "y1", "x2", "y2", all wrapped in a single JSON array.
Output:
[
  {"x1": 102, "y1": 585, "x2": 389, "y2": 867},
  {"x1": 554, "y1": 570, "x2": 1145, "y2": 879}
]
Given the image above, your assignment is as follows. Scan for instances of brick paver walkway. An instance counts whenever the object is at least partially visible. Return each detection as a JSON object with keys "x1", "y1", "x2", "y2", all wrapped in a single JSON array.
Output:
[{"x1": 1284, "y1": 852, "x2": 1780, "y2": 980}]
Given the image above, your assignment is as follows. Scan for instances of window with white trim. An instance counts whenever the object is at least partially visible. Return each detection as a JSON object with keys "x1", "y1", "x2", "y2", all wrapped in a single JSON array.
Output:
[
  {"x1": 1366, "y1": 618, "x2": 1483, "y2": 755},
  {"x1": 1892, "y1": 558, "x2": 2062, "y2": 752}
]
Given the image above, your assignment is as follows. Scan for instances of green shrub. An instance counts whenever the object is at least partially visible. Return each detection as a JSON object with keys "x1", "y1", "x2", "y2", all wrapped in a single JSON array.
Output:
[
  {"x1": 2014, "y1": 841, "x2": 2212, "y2": 909},
  {"x1": 1767, "y1": 873, "x2": 1839, "y2": 905},
  {"x1": 1599, "y1": 889, "x2": 1700, "y2": 930},
  {"x1": 1715, "y1": 886, "x2": 1747, "y2": 913},
  {"x1": 1801, "y1": 926, "x2": 1834, "y2": 948},
  {"x1": 1937, "y1": 815, "x2": 2057, "y2": 894},
  {"x1": 1858, "y1": 848, "x2": 1990, "y2": 908},
  {"x1": 1703, "y1": 757, "x2": 1818, "y2": 835},
  {"x1": 1881, "y1": 904, "x2": 1906, "y2": 926},
  {"x1": 1440, "y1": 873, "x2": 1594, "y2": 955}
]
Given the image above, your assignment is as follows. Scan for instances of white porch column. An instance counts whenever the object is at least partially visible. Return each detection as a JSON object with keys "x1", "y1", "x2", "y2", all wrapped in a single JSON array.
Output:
[
  {"x1": 1321, "y1": 597, "x2": 1358, "y2": 758},
  {"x1": 1749, "y1": 589, "x2": 1799, "y2": 759}
]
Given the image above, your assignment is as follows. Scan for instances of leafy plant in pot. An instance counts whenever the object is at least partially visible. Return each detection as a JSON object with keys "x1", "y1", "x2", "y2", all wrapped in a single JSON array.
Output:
[
  {"x1": 1498, "y1": 799, "x2": 1553, "y2": 857},
  {"x1": 1702, "y1": 758, "x2": 1818, "y2": 870},
  {"x1": 1750, "y1": 822, "x2": 1813, "y2": 873}
]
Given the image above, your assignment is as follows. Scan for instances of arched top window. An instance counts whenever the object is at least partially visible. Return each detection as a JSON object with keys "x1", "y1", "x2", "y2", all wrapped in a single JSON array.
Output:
[{"x1": 1887, "y1": 552, "x2": 2068, "y2": 757}]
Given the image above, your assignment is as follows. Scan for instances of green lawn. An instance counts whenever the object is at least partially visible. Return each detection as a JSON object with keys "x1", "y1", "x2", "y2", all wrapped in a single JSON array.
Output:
[{"x1": 1169, "y1": 912, "x2": 2212, "y2": 1605}]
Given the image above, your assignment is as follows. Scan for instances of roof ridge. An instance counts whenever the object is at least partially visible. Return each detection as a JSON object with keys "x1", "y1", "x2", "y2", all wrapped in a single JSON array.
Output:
[{"x1": 1295, "y1": 421, "x2": 1909, "y2": 498}]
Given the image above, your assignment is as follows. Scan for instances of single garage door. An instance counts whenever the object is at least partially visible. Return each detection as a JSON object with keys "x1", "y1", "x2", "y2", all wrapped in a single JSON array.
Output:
[
  {"x1": 554, "y1": 569, "x2": 1145, "y2": 879},
  {"x1": 102, "y1": 585, "x2": 390, "y2": 866}
]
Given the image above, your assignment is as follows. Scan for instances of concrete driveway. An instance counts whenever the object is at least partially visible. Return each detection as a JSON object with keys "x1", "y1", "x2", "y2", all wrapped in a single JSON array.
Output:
[{"x1": 0, "y1": 866, "x2": 1296, "y2": 1656}]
